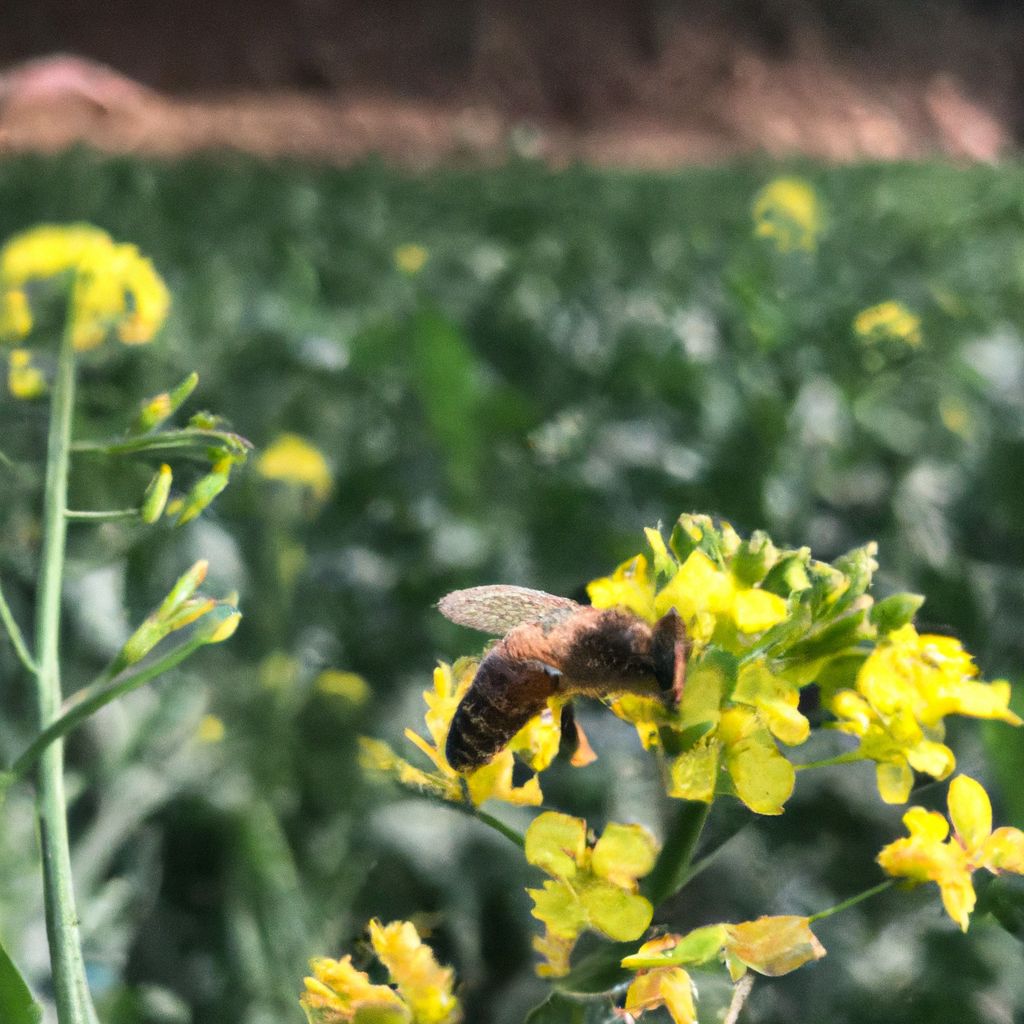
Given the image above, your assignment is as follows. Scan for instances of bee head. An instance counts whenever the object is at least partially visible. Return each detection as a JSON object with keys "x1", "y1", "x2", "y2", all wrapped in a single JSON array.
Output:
[{"x1": 651, "y1": 608, "x2": 688, "y2": 702}]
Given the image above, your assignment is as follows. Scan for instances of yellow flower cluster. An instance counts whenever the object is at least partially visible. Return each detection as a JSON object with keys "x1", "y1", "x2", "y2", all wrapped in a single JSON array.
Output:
[
  {"x1": 256, "y1": 433, "x2": 333, "y2": 502},
  {"x1": 878, "y1": 775, "x2": 1024, "y2": 931},
  {"x1": 525, "y1": 811, "x2": 658, "y2": 977},
  {"x1": 752, "y1": 177, "x2": 822, "y2": 253},
  {"x1": 301, "y1": 919, "x2": 461, "y2": 1024},
  {"x1": 587, "y1": 521, "x2": 800, "y2": 815},
  {"x1": 827, "y1": 625, "x2": 1020, "y2": 803},
  {"x1": 0, "y1": 223, "x2": 170, "y2": 351},
  {"x1": 853, "y1": 300, "x2": 922, "y2": 348},
  {"x1": 359, "y1": 660, "x2": 566, "y2": 807},
  {"x1": 621, "y1": 915, "x2": 825, "y2": 1024}
]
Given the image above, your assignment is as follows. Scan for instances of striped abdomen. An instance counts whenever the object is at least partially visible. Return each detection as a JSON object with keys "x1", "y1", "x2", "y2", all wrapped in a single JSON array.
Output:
[{"x1": 444, "y1": 648, "x2": 559, "y2": 771}]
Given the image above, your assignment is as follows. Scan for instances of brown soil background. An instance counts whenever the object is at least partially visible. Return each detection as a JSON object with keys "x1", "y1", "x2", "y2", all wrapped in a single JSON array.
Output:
[{"x1": 1, "y1": 0, "x2": 1021, "y2": 166}]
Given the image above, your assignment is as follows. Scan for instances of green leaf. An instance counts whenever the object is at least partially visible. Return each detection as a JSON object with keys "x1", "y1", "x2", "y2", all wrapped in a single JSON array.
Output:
[{"x1": 0, "y1": 937, "x2": 42, "y2": 1024}]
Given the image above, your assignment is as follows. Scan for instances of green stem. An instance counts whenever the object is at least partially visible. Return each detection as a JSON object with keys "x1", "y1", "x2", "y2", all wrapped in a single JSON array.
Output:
[
  {"x1": 9, "y1": 620, "x2": 227, "y2": 784},
  {"x1": 64, "y1": 508, "x2": 139, "y2": 522},
  {"x1": 0, "y1": 578, "x2": 38, "y2": 674},
  {"x1": 472, "y1": 808, "x2": 526, "y2": 849},
  {"x1": 642, "y1": 800, "x2": 711, "y2": 907},
  {"x1": 32, "y1": 314, "x2": 98, "y2": 1024},
  {"x1": 808, "y1": 879, "x2": 894, "y2": 923},
  {"x1": 72, "y1": 427, "x2": 250, "y2": 459}
]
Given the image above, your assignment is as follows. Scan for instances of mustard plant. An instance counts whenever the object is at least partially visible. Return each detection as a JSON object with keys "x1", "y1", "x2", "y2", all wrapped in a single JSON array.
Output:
[{"x1": 0, "y1": 225, "x2": 244, "y2": 1024}]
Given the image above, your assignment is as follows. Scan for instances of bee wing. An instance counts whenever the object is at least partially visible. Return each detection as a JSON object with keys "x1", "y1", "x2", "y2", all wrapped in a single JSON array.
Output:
[{"x1": 437, "y1": 585, "x2": 579, "y2": 634}]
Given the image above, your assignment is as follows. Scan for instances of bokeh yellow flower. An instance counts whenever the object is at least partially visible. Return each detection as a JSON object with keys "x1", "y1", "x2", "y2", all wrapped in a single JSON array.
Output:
[
  {"x1": 752, "y1": 177, "x2": 821, "y2": 252},
  {"x1": 0, "y1": 289, "x2": 31, "y2": 340},
  {"x1": 301, "y1": 920, "x2": 461, "y2": 1024},
  {"x1": 196, "y1": 714, "x2": 225, "y2": 743},
  {"x1": 0, "y1": 223, "x2": 170, "y2": 350},
  {"x1": 315, "y1": 669, "x2": 370, "y2": 705},
  {"x1": 7, "y1": 348, "x2": 45, "y2": 399},
  {"x1": 256, "y1": 433, "x2": 333, "y2": 502},
  {"x1": 854, "y1": 300, "x2": 922, "y2": 348},
  {"x1": 878, "y1": 775, "x2": 1024, "y2": 930},
  {"x1": 395, "y1": 243, "x2": 429, "y2": 276}
]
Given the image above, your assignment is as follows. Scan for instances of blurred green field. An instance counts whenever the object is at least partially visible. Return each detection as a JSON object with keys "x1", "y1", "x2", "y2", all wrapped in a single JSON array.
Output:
[{"x1": 2, "y1": 151, "x2": 1024, "y2": 1024}]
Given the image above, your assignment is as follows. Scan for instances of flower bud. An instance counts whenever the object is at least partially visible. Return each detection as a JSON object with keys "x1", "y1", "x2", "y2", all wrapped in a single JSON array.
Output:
[
  {"x1": 131, "y1": 372, "x2": 199, "y2": 434},
  {"x1": 140, "y1": 464, "x2": 172, "y2": 523}
]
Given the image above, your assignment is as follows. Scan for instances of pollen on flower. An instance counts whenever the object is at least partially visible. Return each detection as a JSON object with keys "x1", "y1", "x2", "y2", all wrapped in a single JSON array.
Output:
[
  {"x1": 256, "y1": 433, "x2": 333, "y2": 502},
  {"x1": 752, "y1": 177, "x2": 822, "y2": 252}
]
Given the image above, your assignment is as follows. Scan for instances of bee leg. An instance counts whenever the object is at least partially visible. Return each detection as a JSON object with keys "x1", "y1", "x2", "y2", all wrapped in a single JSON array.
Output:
[
  {"x1": 652, "y1": 608, "x2": 688, "y2": 703},
  {"x1": 558, "y1": 701, "x2": 578, "y2": 758}
]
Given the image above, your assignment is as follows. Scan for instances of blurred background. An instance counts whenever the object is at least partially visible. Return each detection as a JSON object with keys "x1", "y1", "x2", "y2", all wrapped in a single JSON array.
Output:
[{"x1": 2, "y1": 2, "x2": 1024, "y2": 1023}]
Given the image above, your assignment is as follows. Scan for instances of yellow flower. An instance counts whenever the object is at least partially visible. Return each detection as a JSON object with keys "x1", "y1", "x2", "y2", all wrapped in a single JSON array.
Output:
[
  {"x1": 878, "y1": 775, "x2": 1024, "y2": 931},
  {"x1": 395, "y1": 244, "x2": 429, "y2": 276},
  {"x1": 854, "y1": 301, "x2": 922, "y2": 348},
  {"x1": 587, "y1": 548, "x2": 787, "y2": 649},
  {"x1": 0, "y1": 289, "x2": 31, "y2": 340},
  {"x1": 196, "y1": 714, "x2": 225, "y2": 743},
  {"x1": 7, "y1": 347, "x2": 45, "y2": 398},
  {"x1": 752, "y1": 178, "x2": 821, "y2": 252},
  {"x1": 828, "y1": 625, "x2": 1021, "y2": 803},
  {"x1": 361, "y1": 661, "x2": 565, "y2": 807},
  {"x1": 526, "y1": 812, "x2": 658, "y2": 977},
  {"x1": 257, "y1": 433, "x2": 333, "y2": 502},
  {"x1": 0, "y1": 224, "x2": 170, "y2": 350},
  {"x1": 368, "y1": 921, "x2": 461, "y2": 1024},
  {"x1": 316, "y1": 669, "x2": 370, "y2": 705},
  {"x1": 621, "y1": 916, "x2": 825, "y2": 1021},
  {"x1": 300, "y1": 920, "x2": 461, "y2": 1024}
]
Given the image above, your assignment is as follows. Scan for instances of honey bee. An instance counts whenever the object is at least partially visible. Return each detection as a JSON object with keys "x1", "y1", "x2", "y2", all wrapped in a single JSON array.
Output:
[{"x1": 438, "y1": 585, "x2": 688, "y2": 771}]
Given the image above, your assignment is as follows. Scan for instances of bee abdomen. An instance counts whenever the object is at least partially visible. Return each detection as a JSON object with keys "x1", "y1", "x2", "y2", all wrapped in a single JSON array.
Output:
[{"x1": 445, "y1": 651, "x2": 559, "y2": 772}]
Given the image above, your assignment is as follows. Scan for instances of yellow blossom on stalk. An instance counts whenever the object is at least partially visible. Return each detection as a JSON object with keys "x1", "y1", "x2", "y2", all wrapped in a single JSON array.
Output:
[
  {"x1": 526, "y1": 811, "x2": 658, "y2": 977},
  {"x1": 752, "y1": 177, "x2": 821, "y2": 252},
  {"x1": 359, "y1": 661, "x2": 566, "y2": 807},
  {"x1": 0, "y1": 223, "x2": 170, "y2": 350},
  {"x1": 395, "y1": 244, "x2": 429, "y2": 276},
  {"x1": 300, "y1": 919, "x2": 461, "y2": 1024},
  {"x1": 257, "y1": 433, "x2": 333, "y2": 502},
  {"x1": 828, "y1": 625, "x2": 1021, "y2": 803},
  {"x1": 7, "y1": 348, "x2": 45, "y2": 398},
  {"x1": 854, "y1": 300, "x2": 922, "y2": 348},
  {"x1": 878, "y1": 775, "x2": 1024, "y2": 931},
  {"x1": 621, "y1": 915, "x2": 825, "y2": 1022}
]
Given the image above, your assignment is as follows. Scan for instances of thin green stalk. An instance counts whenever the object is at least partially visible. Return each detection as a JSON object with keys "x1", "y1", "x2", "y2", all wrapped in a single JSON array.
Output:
[
  {"x1": 0, "y1": 579, "x2": 38, "y2": 674},
  {"x1": 642, "y1": 799, "x2": 711, "y2": 907},
  {"x1": 64, "y1": 508, "x2": 139, "y2": 522},
  {"x1": 808, "y1": 879, "x2": 894, "y2": 923},
  {"x1": 32, "y1": 313, "x2": 98, "y2": 1024},
  {"x1": 9, "y1": 618, "x2": 229, "y2": 784}
]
